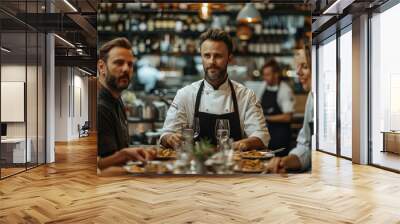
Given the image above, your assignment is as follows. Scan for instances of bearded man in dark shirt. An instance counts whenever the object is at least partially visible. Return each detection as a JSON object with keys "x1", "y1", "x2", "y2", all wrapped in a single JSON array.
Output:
[{"x1": 97, "y1": 37, "x2": 155, "y2": 170}]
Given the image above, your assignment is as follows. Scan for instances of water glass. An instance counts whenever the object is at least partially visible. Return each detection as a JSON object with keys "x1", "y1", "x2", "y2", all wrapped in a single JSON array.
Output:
[{"x1": 215, "y1": 119, "x2": 230, "y2": 147}]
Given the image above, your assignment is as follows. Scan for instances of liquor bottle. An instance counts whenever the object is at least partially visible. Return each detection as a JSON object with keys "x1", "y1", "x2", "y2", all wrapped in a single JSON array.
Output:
[
  {"x1": 197, "y1": 21, "x2": 206, "y2": 32},
  {"x1": 254, "y1": 23, "x2": 262, "y2": 35},
  {"x1": 172, "y1": 36, "x2": 179, "y2": 53},
  {"x1": 139, "y1": 16, "x2": 147, "y2": 31},
  {"x1": 116, "y1": 3, "x2": 124, "y2": 10},
  {"x1": 138, "y1": 40, "x2": 146, "y2": 54},
  {"x1": 131, "y1": 37, "x2": 138, "y2": 55},
  {"x1": 175, "y1": 20, "x2": 183, "y2": 32},
  {"x1": 116, "y1": 16, "x2": 125, "y2": 32},
  {"x1": 151, "y1": 39, "x2": 160, "y2": 52},
  {"x1": 263, "y1": 19, "x2": 269, "y2": 35},
  {"x1": 145, "y1": 38, "x2": 151, "y2": 53},
  {"x1": 147, "y1": 19, "x2": 154, "y2": 31},
  {"x1": 125, "y1": 16, "x2": 130, "y2": 32},
  {"x1": 130, "y1": 17, "x2": 139, "y2": 31}
]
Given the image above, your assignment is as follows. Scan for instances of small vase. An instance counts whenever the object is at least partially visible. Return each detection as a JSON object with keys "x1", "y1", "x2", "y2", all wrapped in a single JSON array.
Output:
[{"x1": 191, "y1": 159, "x2": 206, "y2": 174}]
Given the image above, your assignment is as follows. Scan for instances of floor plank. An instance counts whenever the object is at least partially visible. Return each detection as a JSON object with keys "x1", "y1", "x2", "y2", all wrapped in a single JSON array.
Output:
[{"x1": 0, "y1": 135, "x2": 399, "y2": 223}]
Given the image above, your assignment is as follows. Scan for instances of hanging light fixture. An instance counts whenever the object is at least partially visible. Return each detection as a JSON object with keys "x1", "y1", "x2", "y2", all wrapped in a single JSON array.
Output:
[
  {"x1": 236, "y1": 3, "x2": 261, "y2": 24},
  {"x1": 236, "y1": 24, "x2": 253, "y2": 40},
  {"x1": 199, "y1": 3, "x2": 211, "y2": 20}
]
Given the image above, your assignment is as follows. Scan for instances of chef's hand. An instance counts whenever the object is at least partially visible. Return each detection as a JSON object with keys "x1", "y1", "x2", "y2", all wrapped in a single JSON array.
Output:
[
  {"x1": 161, "y1": 133, "x2": 183, "y2": 150},
  {"x1": 265, "y1": 155, "x2": 302, "y2": 174},
  {"x1": 232, "y1": 140, "x2": 249, "y2": 151},
  {"x1": 232, "y1": 137, "x2": 265, "y2": 151}
]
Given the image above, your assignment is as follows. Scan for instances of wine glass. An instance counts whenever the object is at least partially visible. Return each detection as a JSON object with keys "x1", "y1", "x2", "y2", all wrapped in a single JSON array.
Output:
[
  {"x1": 215, "y1": 119, "x2": 230, "y2": 147},
  {"x1": 193, "y1": 117, "x2": 200, "y2": 141}
]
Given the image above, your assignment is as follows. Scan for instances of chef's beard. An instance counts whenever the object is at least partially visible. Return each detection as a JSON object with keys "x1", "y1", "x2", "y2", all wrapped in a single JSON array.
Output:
[
  {"x1": 204, "y1": 64, "x2": 228, "y2": 83},
  {"x1": 105, "y1": 68, "x2": 131, "y2": 92}
]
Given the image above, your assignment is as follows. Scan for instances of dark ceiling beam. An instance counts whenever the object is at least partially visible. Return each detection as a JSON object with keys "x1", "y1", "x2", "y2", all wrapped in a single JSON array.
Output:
[
  {"x1": 323, "y1": 0, "x2": 356, "y2": 14},
  {"x1": 66, "y1": 13, "x2": 97, "y2": 47},
  {"x1": 0, "y1": 8, "x2": 37, "y2": 31},
  {"x1": 55, "y1": 55, "x2": 96, "y2": 69},
  {"x1": 100, "y1": 0, "x2": 306, "y2": 2},
  {"x1": 86, "y1": 0, "x2": 97, "y2": 11}
]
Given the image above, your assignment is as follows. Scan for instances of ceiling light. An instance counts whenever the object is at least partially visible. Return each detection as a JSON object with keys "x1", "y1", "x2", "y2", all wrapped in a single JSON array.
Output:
[
  {"x1": 1, "y1": 47, "x2": 11, "y2": 53},
  {"x1": 199, "y1": 3, "x2": 211, "y2": 20},
  {"x1": 236, "y1": 3, "x2": 261, "y2": 24},
  {"x1": 63, "y1": 0, "x2": 78, "y2": 12},
  {"x1": 237, "y1": 24, "x2": 253, "y2": 40},
  {"x1": 323, "y1": 0, "x2": 354, "y2": 15},
  {"x1": 54, "y1": 34, "x2": 75, "y2": 48},
  {"x1": 78, "y1": 67, "x2": 93, "y2": 76}
]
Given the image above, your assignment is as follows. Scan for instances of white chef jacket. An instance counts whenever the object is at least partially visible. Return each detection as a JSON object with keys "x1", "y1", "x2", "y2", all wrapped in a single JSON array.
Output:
[
  {"x1": 289, "y1": 92, "x2": 313, "y2": 171},
  {"x1": 255, "y1": 81, "x2": 295, "y2": 114},
  {"x1": 161, "y1": 79, "x2": 270, "y2": 147}
]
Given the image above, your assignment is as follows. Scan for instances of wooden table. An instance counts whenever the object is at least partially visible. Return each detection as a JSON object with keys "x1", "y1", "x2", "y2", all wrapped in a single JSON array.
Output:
[
  {"x1": 381, "y1": 131, "x2": 400, "y2": 154},
  {"x1": 99, "y1": 151, "x2": 273, "y2": 176}
]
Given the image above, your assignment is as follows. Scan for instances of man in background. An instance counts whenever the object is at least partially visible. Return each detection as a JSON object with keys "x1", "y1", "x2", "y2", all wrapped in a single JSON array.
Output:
[{"x1": 260, "y1": 59, "x2": 295, "y2": 156}]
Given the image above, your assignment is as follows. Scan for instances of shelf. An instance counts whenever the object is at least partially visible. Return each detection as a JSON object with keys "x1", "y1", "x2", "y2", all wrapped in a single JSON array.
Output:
[
  {"x1": 98, "y1": 30, "x2": 290, "y2": 40},
  {"x1": 128, "y1": 117, "x2": 164, "y2": 123},
  {"x1": 134, "y1": 52, "x2": 294, "y2": 57},
  {"x1": 99, "y1": 8, "x2": 310, "y2": 16}
]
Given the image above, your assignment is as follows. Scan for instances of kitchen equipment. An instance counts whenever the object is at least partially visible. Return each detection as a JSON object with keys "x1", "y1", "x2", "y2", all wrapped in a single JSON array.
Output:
[
  {"x1": 153, "y1": 101, "x2": 168, "y2": 121},
  {"x1": 130, "y1": 99, "x2": 144, "y2": 119},
  {"x1": 145, "y1": 131, "x2": 161, "y2": 145},
  {"x1": 142, "y1": 100, "x2": 157, "y2": 120}
]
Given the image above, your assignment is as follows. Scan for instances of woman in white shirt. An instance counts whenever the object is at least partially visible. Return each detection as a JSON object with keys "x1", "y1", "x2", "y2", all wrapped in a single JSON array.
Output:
[{"x1": 266, "y1": 46, "x2": 313, "y2": 173}]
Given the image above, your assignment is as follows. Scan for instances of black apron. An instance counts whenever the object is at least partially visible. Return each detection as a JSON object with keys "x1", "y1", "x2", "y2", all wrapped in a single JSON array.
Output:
[
  {"x1": 261, "y1": 86, "x2": 291, "y2": 156},
  {"x1": 194, "y1": 80, "x2": 242, "y2": 145},
  {"x1": 309, "y1": 121, "x2": 314, "y2": 136}
]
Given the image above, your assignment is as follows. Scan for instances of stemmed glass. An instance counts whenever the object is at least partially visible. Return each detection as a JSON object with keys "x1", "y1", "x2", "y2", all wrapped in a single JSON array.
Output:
[
  {"x1": 215, "y1": 119, "x2": 230, "y2": 148},
  {"x1": 193, "y1": 117, "x2": 200, "y2": 141}
]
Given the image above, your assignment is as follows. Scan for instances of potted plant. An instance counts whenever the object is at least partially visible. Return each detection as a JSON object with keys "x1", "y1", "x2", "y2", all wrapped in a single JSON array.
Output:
[{"x1": 191, "y1": 139, "x2": 215, "y2": 174}]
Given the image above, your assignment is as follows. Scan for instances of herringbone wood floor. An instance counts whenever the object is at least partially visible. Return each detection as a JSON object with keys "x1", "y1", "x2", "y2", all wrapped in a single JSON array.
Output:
[{"x1": 1, "y1": 135, "x2": 400, "y2": 224}]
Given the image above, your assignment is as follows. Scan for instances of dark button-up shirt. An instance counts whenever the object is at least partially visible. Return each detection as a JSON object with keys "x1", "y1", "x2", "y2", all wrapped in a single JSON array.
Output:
[{"x1": 97, "y1": 85, "x2": 129, "y2": 158}]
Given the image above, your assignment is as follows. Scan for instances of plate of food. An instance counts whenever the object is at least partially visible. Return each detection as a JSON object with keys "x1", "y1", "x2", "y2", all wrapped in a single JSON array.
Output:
[
  {"x1": 124, "y1": 161, "x2": 171, "y2": 174},
  {"x1": 235, "y1": 159, "x2": 265, "y2": 173},
  {"x1": 124, "y1": 161, "x2": 145, "y2": 174},
  {"x1": 144, "y1": 161, "x2": 171, "y2": 174},
  {"x1": 156, "y1": 148, "x2": 177, "y2": 160},
  {"x1": 240, "y1": 150, "x2": 273, "y2": 159}
]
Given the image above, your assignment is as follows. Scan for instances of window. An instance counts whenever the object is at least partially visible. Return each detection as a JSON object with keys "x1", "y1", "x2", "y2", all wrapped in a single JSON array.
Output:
[
  {"x1": 339, "y1": 28, "x2": 352, "y2": 158},
  {"x1": 317, "y1": 36, "x2": 337, "y2": 154},
  {"x1": 370, "y1": 2, "x2": 400, "y2": 171}
]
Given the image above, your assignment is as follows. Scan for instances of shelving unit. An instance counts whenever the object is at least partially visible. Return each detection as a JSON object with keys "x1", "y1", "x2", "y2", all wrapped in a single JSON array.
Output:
[{"x1": 98, "y1": 3, "x2": 307, "y2": 63}]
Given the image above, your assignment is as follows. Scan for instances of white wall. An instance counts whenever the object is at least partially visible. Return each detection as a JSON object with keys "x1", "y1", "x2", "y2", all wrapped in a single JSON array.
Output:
[
  {"x1": 54, "y1": 67, "x2": 89, "y2": 141},
  {"x1": 1, "y1": 65, "x2": 28, "y2": 138},
  {"x1": 55, "y1": 67, "x2": 69, "y2": 141},
  {"x1": 1, "y1": 63, "x2": 46, "y2": 164}
]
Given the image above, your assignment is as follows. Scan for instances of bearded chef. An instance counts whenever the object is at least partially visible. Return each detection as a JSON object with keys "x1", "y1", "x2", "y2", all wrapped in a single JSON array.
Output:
[{"x1": 160, "y1": 29, "x2": 270, "y2": 151}]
